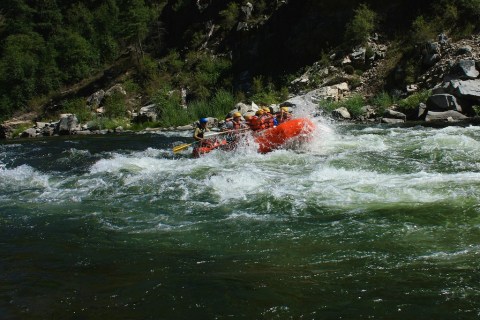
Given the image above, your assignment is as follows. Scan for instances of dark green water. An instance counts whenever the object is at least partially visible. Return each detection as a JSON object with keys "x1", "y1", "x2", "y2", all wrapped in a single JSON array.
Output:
[{"x1": 1, "y1": 122, "x2": 480, "y2": 319}]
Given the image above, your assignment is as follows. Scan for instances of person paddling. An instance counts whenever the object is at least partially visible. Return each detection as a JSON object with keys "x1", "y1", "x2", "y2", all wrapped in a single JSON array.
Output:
[{"x1": 193, "y1": 117, "x2": 210, "y2": 142}]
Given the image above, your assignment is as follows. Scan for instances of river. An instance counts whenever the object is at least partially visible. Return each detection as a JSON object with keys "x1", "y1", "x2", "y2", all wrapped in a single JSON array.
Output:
[{"x1": 1, "y1": 118, "x2": 480, "y2": 319}]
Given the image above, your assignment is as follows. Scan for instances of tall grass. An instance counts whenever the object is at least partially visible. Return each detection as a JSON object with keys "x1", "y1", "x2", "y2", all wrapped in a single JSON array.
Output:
[
  {"x1": 154, "y1": 89, "x2": 236, "y2": 127},
  {"x1": 320, "y1": 94, "x2": 365, "y2": 117}
]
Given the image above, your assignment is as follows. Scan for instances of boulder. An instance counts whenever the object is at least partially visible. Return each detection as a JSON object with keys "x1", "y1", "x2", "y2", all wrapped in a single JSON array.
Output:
[
  {"x1": 0, "y1": 120, "x2": 32, "y2": 139},
  {"x1": 20, "y1": 128, "x2": 37, "y2": 138},
  {"x1": 175, "y1": 124, "x2": 194, "y2": 131},
  {"x1": 383, "y1": 109, "x2": 407, "y2": 121},
  {"x1": 381, "y1": 118, "x2": 405, "y2": 124},
  {"x1": 417, "y1": 103, "x2": 428, "y2": 119},
  {"x1": 134, "y1": 104, "x2": 158, "y2": 123},
  {"x1": 447, "y1": 60, "x2": 479, "y2": 80},
  {"x1": 350, "y1": 47, "x2": 366, "y2": 66},
  {"x1": 456, "y1": 45, "x2": 473, "y2": 55},
  {"x1": 105, "y1": 84, "x2": 127, "y2": 97},
  {"x1": 425, "y1": 110, "x2": 468, "y2": 122},
  {"x1": 332, "y1": 107, "x2": 351, "y2": 119},
  {"x1": 241, "y1": 2, "x2": 253, "y2": 21},
  {"x1": 233, "y1": 102, "x2": 251, "y2": 114},
  {"x1": 426, "y1": 94, "x2": 462, "y2": 112},
  {"x1": 87, "y1": 90, "x2": 105, "y2": 107},
  {"x1": 446, "y1": 79, "x2": 480, "y2": 102},
  {"x1": 361, "y1": 105, "x2": 376, "y2": 119},
  {"x1": 422, "y1": 41, "x2": 441, "y2": 66},
  {"x1": 56, "y1": 114, "x2": 79, "y2": 135},
  {"x1": 42, "y1": 126, "x2": 55, "y2": 137}
]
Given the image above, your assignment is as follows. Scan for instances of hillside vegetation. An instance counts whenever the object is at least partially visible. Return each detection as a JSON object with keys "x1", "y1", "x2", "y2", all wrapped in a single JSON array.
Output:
[{"x1": 0, "y1": 0, "x2": 479, "y2": 127}]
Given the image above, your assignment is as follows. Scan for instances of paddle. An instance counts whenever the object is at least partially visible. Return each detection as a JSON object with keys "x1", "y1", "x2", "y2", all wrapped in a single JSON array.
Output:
[
  {"x1": 203, "y1": 127, "x2": 250, "y2": 138},
  {"x1": 173, "y1": 141, "x2": 198, "y2": 153},
  {"x1": 172, "y1": 128, "x2": 250, "y2": 153}
]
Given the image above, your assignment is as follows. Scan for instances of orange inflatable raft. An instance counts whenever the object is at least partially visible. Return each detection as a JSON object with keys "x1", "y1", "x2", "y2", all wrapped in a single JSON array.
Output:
[
  {"x1": 254, "y1": 118, "x2": 316, "y2": 153},
  {"x1": 192, "y1": 118, "x2": 316, "y2": 157}
]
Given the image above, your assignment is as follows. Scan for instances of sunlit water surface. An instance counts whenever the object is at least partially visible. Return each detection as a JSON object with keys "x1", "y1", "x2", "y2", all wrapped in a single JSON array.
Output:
[{"x1": 1, "y1": 120, "x2": 480, "y2": 319}]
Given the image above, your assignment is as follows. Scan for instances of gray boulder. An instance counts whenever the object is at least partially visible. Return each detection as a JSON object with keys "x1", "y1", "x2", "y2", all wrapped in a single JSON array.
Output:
[
  {"x1": 134, "y1": 104, "x2": 158, "y2": 123},
  {"x1": 20, "y1": 128, "x2": 37, "y2": 138},
  {"x1": 425, "y1": 110, "x2": 468, "y2": 122},
  {"x1": 105, "y1": 84, "x2": 127, "y2": 97},
  {"x1": 447, "y1": 60, "x2": 479, "y2": 80},
  {"x1": 350, "y1": 47, "x2": 366, "y2": 66},
  {"x1": 87, "y1": 90, "x2": 105, "y2": 107},
  {"x1": 383, "y1": 109, "x2": 407, "y2": 121},
  {"x1": 56, "y1": 114, "x2": 79, "y2": 135},
  {"x1": 42, "y1": 126, "x2": 55, "y2": 137},
  {"x1": 423, "y1": 42, "x2": 441, "y2": 66},
  {"x1": 332, "y1": 107, "x2": 351, "y2": 119},
  {"x1": 381, "y1": 118, "x2": 405, "y2": 124},
  {"x1": 426, "y1": 94, "x2": 462, "y2": 112},
  {"x1": 447, "y1": 79, "x2": 480, "y2": 102}
]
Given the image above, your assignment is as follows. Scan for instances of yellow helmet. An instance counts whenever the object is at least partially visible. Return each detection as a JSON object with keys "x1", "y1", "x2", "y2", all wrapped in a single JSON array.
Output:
[
  {"x1": 244, "y1": 115, "x2": 252, "y2": 120},
  {"x1": 233, "y1": 112, "x2": 242, "y2": 118},
  {"x1": 281, "y1": 106, "x2": 289, "y2": 112},
  {"x1": 255, "y1": 110, "x2": 264, "y2": 116},
  {"x1": 263, "y1": 107, "x2": 271, "y2": 113}
]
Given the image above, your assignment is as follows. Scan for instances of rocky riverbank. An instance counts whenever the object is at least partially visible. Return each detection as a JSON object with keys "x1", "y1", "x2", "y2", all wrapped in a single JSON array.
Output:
[{"x1": 2, "y1": 32, "x2": 480, "y2": 140}]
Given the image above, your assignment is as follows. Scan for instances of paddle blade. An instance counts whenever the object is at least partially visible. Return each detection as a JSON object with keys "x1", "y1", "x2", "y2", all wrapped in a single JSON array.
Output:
[{"x1": 173, "y1": 143, "x2": 192, "y2": 153}]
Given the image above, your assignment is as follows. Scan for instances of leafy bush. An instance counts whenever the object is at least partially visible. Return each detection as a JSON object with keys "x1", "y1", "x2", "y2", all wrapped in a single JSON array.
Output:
[
  {"x1": 398, "y1": 89, "x2": 432, "y2": 111},
  {"x1": 344, "y1": 65, "x2": 355, "y2": 75},
  {"x1": 103, "y1": 93, "x2": 127, "y2": 119},
  {"x1": 410, "y1": 16, "x2": 436, "y2": 44},
  {"x1": 63, "y1": 98, "x2": 93, "y2": 123}
]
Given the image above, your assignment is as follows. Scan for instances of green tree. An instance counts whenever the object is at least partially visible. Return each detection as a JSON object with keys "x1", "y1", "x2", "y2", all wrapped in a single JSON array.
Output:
[
  {"x1": 51, "y1": 30, "x2": 99, "y2": 83},
  {"x1": 93, "y1": 0, "x2": 121, "y2": 62},
  {"x1": 34, "y1": 0, "x2": 63, "y2": 37},
  {"x1": 345, "y1": 4, "x2": 377, "y2": 45},
  {"x1": 123, "y1": 0, "x2": 152, "y2": 61},
  {"x1": 0, "y1": 32, "x2": 46, "y2": 112},
  {"x1": 219, "y1": 2, "x2": 239, "y2": 30},
  {"x1": 410, "y1": 16, "x2": 436, "y2": 44}
]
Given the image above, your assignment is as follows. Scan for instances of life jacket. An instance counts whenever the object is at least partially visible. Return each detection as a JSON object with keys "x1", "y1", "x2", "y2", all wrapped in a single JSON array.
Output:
[
  {"x1": 232, "y1": 120, "x2": 243, "y2": 130},
  {"x1": 276, "y1": 112, "x2": 292, "y2": 124},
  {"x1": 261, "y1": 114, "x2": 275, "y2": 129},
  {"x1": 248, "y1": 116, "x2": 265, "y2": 131},
  {"x1": 194, "y1": 125, "x2": 209, "y2": 140}
]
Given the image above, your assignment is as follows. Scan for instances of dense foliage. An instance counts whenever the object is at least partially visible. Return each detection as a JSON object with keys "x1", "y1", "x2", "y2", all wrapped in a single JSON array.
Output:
[
  {"x1": 0, "y1": 0, "x2": 163, "y2": 120},
  {"x1": 0, "y1": 0, "x2": 479, "y2": 123}
]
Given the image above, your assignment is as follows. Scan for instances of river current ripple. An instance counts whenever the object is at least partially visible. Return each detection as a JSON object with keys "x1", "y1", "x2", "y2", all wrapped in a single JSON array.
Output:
[{"x1": 1, "y1": 120, "x2": 480, "y2": 319}]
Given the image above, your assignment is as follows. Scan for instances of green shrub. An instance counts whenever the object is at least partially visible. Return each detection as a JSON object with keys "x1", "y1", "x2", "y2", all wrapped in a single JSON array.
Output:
[
  {"x1": 63, "y1": 98, "x2": 93, "y2": 123},
  {"x1": 12, "y1": 123, "x2": 32, "y2": 137},
  {"x1": 410, "y1": 16, "x2": 436, "y2": 44},
  {"x1": 123, "y1": 78, "x2": 141, "y2": 95},
  {"x1": 472, "y1": 105, "x2": 480, "y2": 116},
  {"x1": 219, "y1": 2, "x2": 239, "y2": 30},
  {"x1": 398, "y1": 89, "x2": 432, "y2": 111},
  {"x1": 371, "y1": 91, "x2": 395, "y2": 114},
  {"x1": 153, "y1": 88, "x2": 186, "y2": 127},
  {"x1": 320, "y1": 94, "x2": 365, "y2": 117},
  {"x1": 138, "y1": 55, "x2": 159, "y2": 83},
  {"x1": 348, "y1": 75, "x2": 362, "y2": 89},
  {"x1": 344, "y1": 4, "x2": 377, "y2": 45},
  {"x1": 88, "y1": 117, "x2": 130, "y2": 130},
  {"x1": 103, "y1": 93, "x2": 127, "y2": 119},
  {"x1": 344, "y1": 65, "x2": 355, "y2": 75}
]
